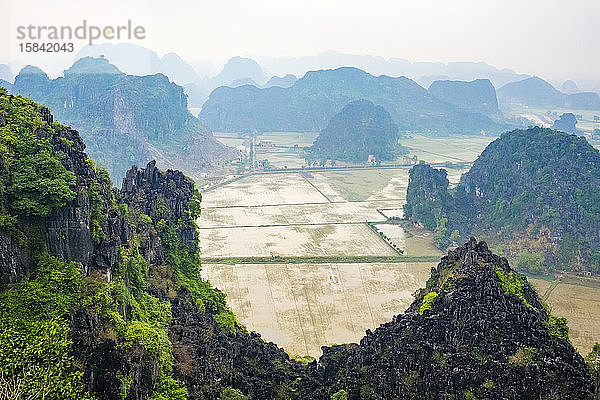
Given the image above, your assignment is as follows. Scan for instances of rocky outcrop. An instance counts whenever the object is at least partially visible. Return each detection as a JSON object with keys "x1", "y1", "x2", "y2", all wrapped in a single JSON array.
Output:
[
  {"x1": 118, "y1": 160, "x2": 199, "y2": 265},
  {"x1": 169, "y1": 289, "x2": 308, "y2": 399},
  {"x1": 403, "y1": 127, "x2": 600, "y2": 272},
  {"x1": 311, "y1": 99, "x2": 407, "y2": 162},
  {"x1": 306, "y1": 238, "x2": 595, "y2": 399},
  {"x1": 69, "y1": 307, "x2": 159, "y2": 400},
  {"x1": 0, "y1": 120, "x2": 130, "y2": 283},
  {"x1": 403, "y1": 163, "x2": 452, "y2": 230},
  {"x1": 11, "y1": 57, "x2": 233, "y2": 182},
  {"x1": 167, "y1": 239, "x2": 596, "y2": 399}
]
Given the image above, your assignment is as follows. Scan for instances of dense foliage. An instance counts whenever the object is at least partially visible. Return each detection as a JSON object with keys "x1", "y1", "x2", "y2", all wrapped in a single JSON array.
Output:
[
  {"x1": 0, "y1": 88, "x2": 76, "y2": 227},
  {"x1": 310, "y1": 100, "x2": 407, "y2": 162},
  {"x1": 403, "y1": 163, "x2": 453, "y2": 231},
  {"x1": 0, "y1": 92, "x2": 238, "y2": 399},
  {"x1": 0, "y1": 254, "x2": 91, "y2": 399},
  {"x1": 160, "y1": 212, "x2": 242, "y2": 335}
]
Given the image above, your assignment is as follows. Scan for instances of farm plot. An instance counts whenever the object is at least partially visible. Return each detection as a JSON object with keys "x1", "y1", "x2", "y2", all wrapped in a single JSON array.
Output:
[
  {"x1": 373, "y1": 224, "x2": 406, "y2": 251},
  {"x1": 202, "y1": 173, "x2": 328, "y2": 207},
  {"x1": 400, "y1": 134, "x2": 495, "y2": 163},
  {"x1": 199, "y1": 202, "x2": 391, "y2": 228},
  {"x1": 529, "y1": 277, "x2": 600, "y2": 355},
  {"x1": 545, "y1": 282, "x2": 600, "y2": 355},
  {"x1": 256, "y1": 132, "x2": 319, "y2": 147},
  {"x1": 201, "y1": 262, "x2": 434, "y2": 357},
  {"x1": 200, "y1": 223, "x2": 398, "y2": 258},
  {"x1": 214, "y1": 136, "x2": 246, "y2": 148},
  {"x1": 307, "y1": 169, "x2": 409, "y2": 202},
  {"x1": 256, "y1": 148, "x2": 307, "y2": 169},
  {"x1": 198, "y1": 169, "x2": 446, "y2": 356}
]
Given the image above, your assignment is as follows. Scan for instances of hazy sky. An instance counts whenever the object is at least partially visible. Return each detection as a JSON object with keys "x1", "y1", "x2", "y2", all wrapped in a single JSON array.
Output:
[{"x1": 1, "y1": 0, "x2": 599, "y2": 80}]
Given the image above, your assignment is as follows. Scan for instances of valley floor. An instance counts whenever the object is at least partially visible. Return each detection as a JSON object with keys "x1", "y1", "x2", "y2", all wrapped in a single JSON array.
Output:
[
  {"x1": 200, "y1": 133, "x2": 600, "y2": 357},
  {"x1": 199, "y1": 165, "x2": 454, "y2": 357}
]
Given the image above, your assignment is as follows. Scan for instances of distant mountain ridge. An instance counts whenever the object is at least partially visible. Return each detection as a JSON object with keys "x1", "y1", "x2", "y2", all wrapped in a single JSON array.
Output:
[
  {"x1": 9, "y1": 57, "x2": 232, "y2": 181},
  {"x1": 264, "y1": 73, "x2": 298, "y2": 88},
  {"x1": 210, "y1": 56, "x2": 267, "y2": 88},
  {"x1": 498, "y1": 76, "x2": 600, "y2": 110},
  {"x1": 199, "y1": 67, "x2": 508, "y2": 136},
  {"x1": 257, "y1": 50, "x2": 531, "y2": 88}
]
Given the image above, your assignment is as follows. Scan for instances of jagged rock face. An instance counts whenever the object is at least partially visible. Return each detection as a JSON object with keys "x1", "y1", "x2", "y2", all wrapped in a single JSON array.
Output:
[
  {"x1": 69, "y1": 308, "x2": 158, "y2": 400},
  {"x1": 0, "y1": 120, "x2": 130, "y2": 283},
  {"x1": 118, "y1": 160, "x2": 197, "y2": 263},
  {"x1": 165, "y1": 240, "x2": 596, "y2": 400},
  {"x1": 169, "y1": 290, "x2": 310, "y2": 400},
  {"x1": 309, "y1": 238, "x2": 595, "y2": 399},
  {"x1": 47, "y1": 126, "x2": 131, "y2": 274}
]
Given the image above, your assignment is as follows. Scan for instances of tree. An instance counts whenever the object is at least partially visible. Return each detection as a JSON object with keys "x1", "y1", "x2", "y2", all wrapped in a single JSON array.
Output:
[
  {"x1": 449, "y1": 230, "x2": 461, "y2": 245},
  {"x1": 516, "y1": 252, "x2": 545, "y2": 274},
  {"x1": 434, "y1": 217, "x2": 451, "y2": 249},
  {"x1": 220, "y1": 387, "x2": 248, "y2": 400},
  {"x1": 331, "y1": 389, "x2": 348, "y2": 400}
]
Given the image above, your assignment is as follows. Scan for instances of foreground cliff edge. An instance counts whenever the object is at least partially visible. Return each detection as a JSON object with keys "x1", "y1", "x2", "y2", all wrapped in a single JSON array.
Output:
[{"x1": 0, "y1": 88, "x2": 597, "y2": 399}]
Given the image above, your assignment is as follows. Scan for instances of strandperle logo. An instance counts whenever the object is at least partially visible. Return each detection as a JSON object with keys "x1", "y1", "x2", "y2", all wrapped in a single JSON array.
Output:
[{"x1": 16, "y1": 20, "x2": 146, "y2": 45}]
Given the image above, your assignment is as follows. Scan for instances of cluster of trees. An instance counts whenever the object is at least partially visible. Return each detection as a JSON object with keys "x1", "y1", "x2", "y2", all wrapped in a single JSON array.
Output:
[
  {"x1": 433, "y1": 217, "x2": 460, "y2": 249},
  {"x1": 0, "y1": 88, "x2": 76, "y2": 233}
]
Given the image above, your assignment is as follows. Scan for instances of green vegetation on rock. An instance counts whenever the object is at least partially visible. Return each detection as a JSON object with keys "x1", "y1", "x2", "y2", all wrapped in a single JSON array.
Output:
[
  {"x1": 0, "y1": 88, "x2": 76, "y2": 225},
  {"x1": 220, "y1": 387, "x2": 248, "y2": 400},
  {"x1": 495, "y1": 267, "x2": 529, "y2": 306},
  {"x1": 419, "y1": 291, "x2": 438, "y2": 314},
  {"x1": 0, "y1": 254, "x2": 91, "y2": 399},
  {"x1": 404, "y1": 127, "x2": 600, "y2": 273}
]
